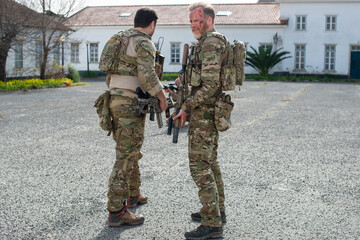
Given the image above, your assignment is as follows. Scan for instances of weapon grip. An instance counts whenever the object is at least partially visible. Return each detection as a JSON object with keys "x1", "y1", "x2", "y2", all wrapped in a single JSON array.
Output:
[
  {"x1": 173, "y1": 128, "x2": 179, "y2": 143},
  {"x1": 167, "y1": 117, "x2": 173, "y2": 135},
  {"x1": 149, "y1": 106, "x2": 155, "y2": 121},
  {"x1": 172, "y1": 108, "x2": 181, "y2": 143},
  {"x1": 156, "y1": 112, "x2": 163, "y2": 128}
]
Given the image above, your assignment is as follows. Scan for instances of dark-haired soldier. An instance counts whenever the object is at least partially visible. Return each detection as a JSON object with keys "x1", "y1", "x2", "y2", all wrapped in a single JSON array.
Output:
[{"x1": 102, "y1": 8, "x2": 167, "y2": 227}]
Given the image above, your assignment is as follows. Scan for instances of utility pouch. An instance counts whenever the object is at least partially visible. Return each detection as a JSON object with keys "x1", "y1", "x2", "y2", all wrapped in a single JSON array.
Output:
[
  {"x1": 214, "y1": 93, "x2": 234, "y2": 132},
  {"x1": 94, "y1": 90, "x2": 113, "y2": 136}
]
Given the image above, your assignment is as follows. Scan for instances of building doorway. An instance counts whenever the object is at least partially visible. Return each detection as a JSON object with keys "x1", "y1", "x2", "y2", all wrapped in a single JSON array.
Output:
[{"x1": 350, "y1": 46, "x2": 360, "y2": 79}]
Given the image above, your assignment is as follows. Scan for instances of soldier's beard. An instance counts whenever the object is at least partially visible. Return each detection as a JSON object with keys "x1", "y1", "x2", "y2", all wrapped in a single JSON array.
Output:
[
  {"x1": 193, "y1": 32, "x2": 202, "y2": 40},
  {"x1": 192, "y1": 21, "x2": 208, "y2": 40}
]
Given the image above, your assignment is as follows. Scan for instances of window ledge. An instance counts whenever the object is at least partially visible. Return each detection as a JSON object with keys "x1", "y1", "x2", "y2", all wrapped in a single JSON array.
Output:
[
  {"x1": 323, "y1": 70, "x2": 337, "y2": 73},
  {"x1": 293, "y1": 69, "x2": 307, "y2": 73}
]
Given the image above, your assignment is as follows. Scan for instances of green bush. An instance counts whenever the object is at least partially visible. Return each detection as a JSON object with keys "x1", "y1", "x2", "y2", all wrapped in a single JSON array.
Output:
[
  {"x1": 246, "y1": 74, "x2": 356, "y2": 82},
  {"x1": 79, "y1": 71, "x2": 99, "y2": 78},
  {"x1": 0, "y1": 78, "x2": 72, "y2": 91},
  {"x1": 67, "y1": 64, "x2": 80, "y2": 83}
]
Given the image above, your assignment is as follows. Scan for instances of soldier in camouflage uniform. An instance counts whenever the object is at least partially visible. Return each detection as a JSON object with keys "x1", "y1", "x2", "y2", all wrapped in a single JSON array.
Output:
[
  {"x1": 173, "y1": 2, "x2": 228, "y2": 239},
  {"x1": 104, "y1": 8, "x2": 168, "y2": 227}
]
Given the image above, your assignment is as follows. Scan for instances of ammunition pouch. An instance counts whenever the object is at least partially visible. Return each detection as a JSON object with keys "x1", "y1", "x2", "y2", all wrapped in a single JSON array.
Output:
[
  {"x1": 214, "y1": 93, "x2": 234, "y2": 132},
  {"x1": 94, "y1": 90, "x2": 113, "y2": 136}
]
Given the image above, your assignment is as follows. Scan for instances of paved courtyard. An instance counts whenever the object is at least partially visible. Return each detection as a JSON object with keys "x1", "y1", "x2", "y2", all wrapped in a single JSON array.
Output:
[{"x1": 0, "y1": 79, "x2": 359, "y2": 239}]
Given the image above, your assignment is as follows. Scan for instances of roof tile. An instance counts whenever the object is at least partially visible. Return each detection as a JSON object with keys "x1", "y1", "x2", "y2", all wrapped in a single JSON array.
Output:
[{"x1": 67, "y1": 3, "x2": 282, "y2": 26}]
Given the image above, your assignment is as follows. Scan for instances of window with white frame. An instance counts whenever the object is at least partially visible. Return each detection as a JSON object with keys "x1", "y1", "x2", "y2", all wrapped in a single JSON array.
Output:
[
  {"x1": 14, "y1": 40, "x2": 23, "y2": 68},
  {"x1": 326, "y1": 16, "x2": 337, "y2": 31},
  {"x1": 90, "y1": 43, "x2": 98, "y2": 62},
  {"x1": 53, "y1": 45, "x2": 60, "y2": 65},
  {"x1": 296, "y1": 15, "x2": 306, "y2": 31},
  {"x1": 324, "y1": 45, "x2": 336, "y2": 71},
  {"x1": 170, "y1": 43, "x2": 180, "y2": 64},
  {"x1": 35, "y1": 40, "x2": 42, "y2": 68},
  {"x1": 351, "y1": 46, "x2": 360, "y2": 51},
  {"x1": 294, "y1": 44, "x2": 306, "y2": 70},
  {"x1": 71, "y1": 43, "x2": 79, "y2": 63}
]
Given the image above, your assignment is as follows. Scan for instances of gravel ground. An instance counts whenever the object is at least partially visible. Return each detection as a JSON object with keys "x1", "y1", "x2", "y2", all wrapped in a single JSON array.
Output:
[{"x1": 0, "y1": 79, "x2": 359, "y2": 240}]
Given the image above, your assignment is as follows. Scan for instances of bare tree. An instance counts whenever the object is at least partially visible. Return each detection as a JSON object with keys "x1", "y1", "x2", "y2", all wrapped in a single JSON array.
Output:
[
  {"x1": 30, "y1": 0, "x2": 82, "y2": 79},
  {"x1": 0, "y1": 0, "x2": 40, "y2": 81},
  {"x1": 0, "y1": 0, "x2": 82, "y2": 81}
]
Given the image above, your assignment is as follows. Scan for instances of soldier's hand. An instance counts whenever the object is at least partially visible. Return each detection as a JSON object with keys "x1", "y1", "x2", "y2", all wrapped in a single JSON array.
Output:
[
  {"x1": 173, "y1": 109, "x2": 187, "y2": 128},
  {"x1": 164, "y1": 88, "x2": 173, "y2": 94},
  {"x1": 175, "y1": 77, "x2": 180, "y2": 86},
  {"x1": 156, "y1": 90, "x2": 168, "y2": 112}
]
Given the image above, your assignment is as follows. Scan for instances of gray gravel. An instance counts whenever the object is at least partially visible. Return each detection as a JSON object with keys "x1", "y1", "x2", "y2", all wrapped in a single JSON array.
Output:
[{"x1": 0, "y1": 79, "x2": 359, "y2": 239}]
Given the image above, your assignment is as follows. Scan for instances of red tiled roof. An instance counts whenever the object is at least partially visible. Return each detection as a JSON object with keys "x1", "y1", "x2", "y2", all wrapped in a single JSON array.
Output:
[{"x1": 67, "y1": 3, "x2": 283, "y2": 27}]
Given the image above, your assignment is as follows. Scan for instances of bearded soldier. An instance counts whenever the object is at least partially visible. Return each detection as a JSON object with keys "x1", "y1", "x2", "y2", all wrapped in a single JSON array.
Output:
[
  {"x1": 173, "y1": 2, "x2": 228, "y2": 239},
  {"x1": 101, "y1": 8, "x2": 167, "y2": 227}
]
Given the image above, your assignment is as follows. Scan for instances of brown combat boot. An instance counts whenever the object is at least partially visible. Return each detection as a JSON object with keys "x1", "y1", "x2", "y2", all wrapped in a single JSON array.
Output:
[
  {"x1": 108, "y1": 206, "x2": 145, "y2": 227},
  {"x1": 126, "y1": 194, "x2": 148, "y2": 208}
]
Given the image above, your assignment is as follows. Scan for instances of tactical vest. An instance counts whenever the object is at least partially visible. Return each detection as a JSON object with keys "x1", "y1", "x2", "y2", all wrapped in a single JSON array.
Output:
[
  {"x1": 187, "y1": 32, "x2": 246, "y2": 91},
  {"x1": 99, "y1": 29, "x2": 164, "y2": 80}
]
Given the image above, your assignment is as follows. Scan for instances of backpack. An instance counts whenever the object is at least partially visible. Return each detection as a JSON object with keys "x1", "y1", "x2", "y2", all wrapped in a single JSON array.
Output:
[
  {"x1": 99, "y1": 32, "x2": 123, "y2": 73},
  {"x1": 94, "y1": 90, "x2": 112, "y2": 136},
  {"x1": 220, "y1": 40, "x2": 246, "y2": 91}
]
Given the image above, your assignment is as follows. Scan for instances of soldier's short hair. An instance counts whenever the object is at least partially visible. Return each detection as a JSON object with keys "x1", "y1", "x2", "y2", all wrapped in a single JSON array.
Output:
[
  {"x1": 188, "y1": 2, "x2": 215, "y2": 23},
  {"x1": 134, "y1": 8, "x2": 158, "y2": 28}
]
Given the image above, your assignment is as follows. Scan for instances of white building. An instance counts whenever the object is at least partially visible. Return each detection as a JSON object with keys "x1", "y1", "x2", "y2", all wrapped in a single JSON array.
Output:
[
  {"x1": 5, "y1": 0, "x2": 360, "y2": 79},
  {"x1": 279, "y1": 0, "x2": 360, "y2": 77}
]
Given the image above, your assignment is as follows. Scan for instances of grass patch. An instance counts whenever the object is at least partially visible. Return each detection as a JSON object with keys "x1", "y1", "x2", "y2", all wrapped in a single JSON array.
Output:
[
  {"x1": 162, "y1": 72, "x2": 179, "y2": 81},
  {"x1": 246, "y1": 74, "x2": 358, "y2": 83}
]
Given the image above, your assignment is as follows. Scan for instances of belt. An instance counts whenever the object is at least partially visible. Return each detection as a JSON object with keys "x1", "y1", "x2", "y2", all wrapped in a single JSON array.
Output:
[{"x1": 110, "y1": 89, "x2": 138, "y2": 98}]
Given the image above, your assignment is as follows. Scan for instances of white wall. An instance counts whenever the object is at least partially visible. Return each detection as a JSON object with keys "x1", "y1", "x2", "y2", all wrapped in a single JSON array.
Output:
[
  {"x1": 279, "y1": 1, "x2": 360, "y2": 75},
  {"x1": 68, "y1": 24, "x2": 285, "y2": 74}
]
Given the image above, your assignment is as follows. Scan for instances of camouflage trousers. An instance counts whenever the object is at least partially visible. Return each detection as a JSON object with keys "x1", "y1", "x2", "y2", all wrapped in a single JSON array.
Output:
[
  {"x1": 188, "y1": 104, "x2": 225, "y2": 228},
  {"x1": 107, "y1": 95, "x2": 145, "y2": 212}
]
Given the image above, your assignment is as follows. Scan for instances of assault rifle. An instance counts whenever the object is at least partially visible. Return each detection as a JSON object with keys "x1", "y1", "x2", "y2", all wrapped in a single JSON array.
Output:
[
  {"x1": 167, "y1": 44, "x2": 190, "y2": 143},
  {"x1": 133, "y1": 87, "x2": 163, "y2": 128}
]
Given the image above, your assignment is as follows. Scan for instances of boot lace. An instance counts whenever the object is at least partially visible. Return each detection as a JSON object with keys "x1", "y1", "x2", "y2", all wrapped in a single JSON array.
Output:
[{"x1": 195, "y1": 225, "x2": 212, "y2": 233}]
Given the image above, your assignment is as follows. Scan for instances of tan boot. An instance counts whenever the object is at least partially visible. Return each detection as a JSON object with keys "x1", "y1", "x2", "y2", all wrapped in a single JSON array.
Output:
[
  {"x1": 126, "y1": 194, "x2": 148, "y2": 208},
  {"x1": 108, "y1": 206, "x2": 145, "y2": 227}
]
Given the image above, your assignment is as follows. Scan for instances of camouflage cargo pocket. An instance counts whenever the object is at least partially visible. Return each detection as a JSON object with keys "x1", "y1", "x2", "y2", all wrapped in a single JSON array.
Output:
[
  {"x1": 220, "y1": 65, "x2": 236, "y2": 91},
  {"x1": 190, "y1": 68, "x2": 201, "y2": 87},
  {"x1": 94, "y1": 91, "x2": 113, "y2": 135},
  {"x1": 214, "y1": 93, "x2": 234, "y2": 132}
]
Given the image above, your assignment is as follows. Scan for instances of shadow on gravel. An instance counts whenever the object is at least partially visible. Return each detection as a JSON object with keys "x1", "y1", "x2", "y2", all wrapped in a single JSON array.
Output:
[{"x1": 93, "y1": 225, "x2": 132, "y2": 240}]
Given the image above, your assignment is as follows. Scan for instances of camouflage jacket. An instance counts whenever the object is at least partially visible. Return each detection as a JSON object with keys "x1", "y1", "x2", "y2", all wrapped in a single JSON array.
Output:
[
  {"x1": 181, "y1": 30, "x2": 227, "y2": 112},
  {"x1": 115, "y1": 28, "x2": 162, "y2": 96}
]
